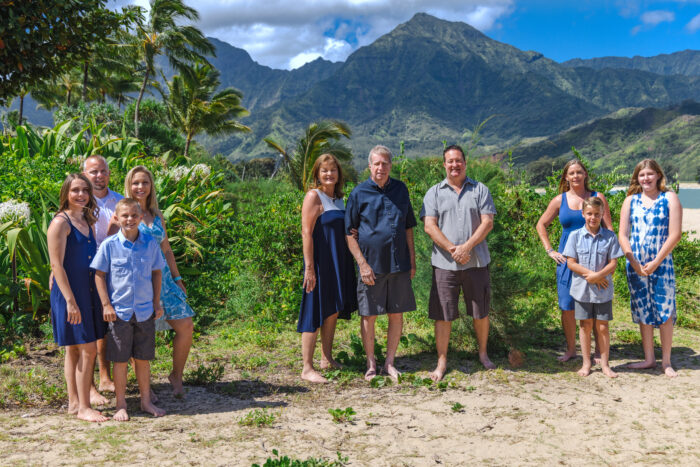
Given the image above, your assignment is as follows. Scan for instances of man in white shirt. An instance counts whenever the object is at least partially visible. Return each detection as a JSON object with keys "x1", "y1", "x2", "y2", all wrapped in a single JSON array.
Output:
[{"x1": 83, "y1": 155, "x2": 122, "y2": 398}]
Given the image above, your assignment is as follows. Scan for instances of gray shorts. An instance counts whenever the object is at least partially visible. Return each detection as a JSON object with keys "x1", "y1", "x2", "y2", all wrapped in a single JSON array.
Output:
[
  {"x1": 106, "y1": 314, "x2": 156, "y2": 362},
  {"x1": 429, "y1": 266, "x2": 491, "y2": 321},
  {"x1": 357, "y1": 271, "x2": 416, "y2": 317},
  {"x1": 574, "y1": 301, "x2": 613, "y2": 321}
]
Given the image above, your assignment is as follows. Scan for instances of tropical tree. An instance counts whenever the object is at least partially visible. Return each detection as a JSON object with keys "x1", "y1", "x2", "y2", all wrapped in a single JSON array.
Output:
[
  {"x1": 264, "y1": 120, "x2": 353, "y2": 191},
  {"x1": 162, "y1": 63, "x2": 250, "y2": 158},
  {"x1": 132, "y1": 0, "x2": 215, "y2": 138}
]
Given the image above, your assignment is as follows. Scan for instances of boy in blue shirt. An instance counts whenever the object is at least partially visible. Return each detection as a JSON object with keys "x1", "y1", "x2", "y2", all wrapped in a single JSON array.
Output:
[
  {"x1": 91, "y1": 198, "x2": 166, "y2": 421},
  {"x1": 563, "y1": 197, "x2": 624, "y2": 378}
]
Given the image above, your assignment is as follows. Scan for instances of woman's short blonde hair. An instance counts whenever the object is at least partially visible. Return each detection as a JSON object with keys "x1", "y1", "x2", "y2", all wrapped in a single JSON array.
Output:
[{"x1": 308, "y1": 154, "x2": 345, "y2": 198}]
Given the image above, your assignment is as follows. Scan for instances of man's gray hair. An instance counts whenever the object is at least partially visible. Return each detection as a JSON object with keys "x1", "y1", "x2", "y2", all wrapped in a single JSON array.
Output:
[
  {"x1": 81, "y1": 154, "x2": 109, "y2": 172},
  {"x1": 368, "y1": 145, "x2": 393, "y2": 165}
]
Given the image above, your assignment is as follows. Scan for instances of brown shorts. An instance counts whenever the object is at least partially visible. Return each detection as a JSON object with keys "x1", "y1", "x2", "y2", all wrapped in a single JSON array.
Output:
[
  {"x1": 428, "y1": 266, "x2": 491, "y2": 321},
  {"x1": 106, "y1": 314, "x2": 156, "y2": 362}
]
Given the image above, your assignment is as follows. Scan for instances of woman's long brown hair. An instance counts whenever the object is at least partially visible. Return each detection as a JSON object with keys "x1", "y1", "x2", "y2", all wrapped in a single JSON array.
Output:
[
  {"x1": 627, "y1": 159, "x2": 668, "y2": 196},
  {"x1": 58, "y1": 173, "x2": 98, "y2": 226}
]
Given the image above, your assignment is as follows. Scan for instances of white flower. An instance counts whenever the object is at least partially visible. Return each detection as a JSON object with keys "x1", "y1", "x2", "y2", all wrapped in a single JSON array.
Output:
[
  {"x1": 0, "y1": 200, "x2": 31, "y2": 226},
  {"x1": 168, "y1": 164, "x2": 211, "y2": 181}
]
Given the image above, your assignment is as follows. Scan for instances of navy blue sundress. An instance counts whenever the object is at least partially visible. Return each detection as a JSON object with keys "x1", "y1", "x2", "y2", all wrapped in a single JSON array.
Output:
[
  {"x1": 298, "y1": 190, "x2": 357, "y2": 333},
  {"x1": 50, "y1": 214, "x2": 105, "y2": 346}
]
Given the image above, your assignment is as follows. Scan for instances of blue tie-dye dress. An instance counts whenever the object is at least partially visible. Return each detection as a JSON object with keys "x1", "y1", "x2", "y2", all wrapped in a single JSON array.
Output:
[{"x1": 625, "y1": 192, "x2": 676, "y2": 327}]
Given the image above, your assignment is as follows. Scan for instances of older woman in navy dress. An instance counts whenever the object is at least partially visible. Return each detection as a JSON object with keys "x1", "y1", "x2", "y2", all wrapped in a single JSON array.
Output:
[{"x1": 299, "y1": 154, "x2": 357, "y2": 383}]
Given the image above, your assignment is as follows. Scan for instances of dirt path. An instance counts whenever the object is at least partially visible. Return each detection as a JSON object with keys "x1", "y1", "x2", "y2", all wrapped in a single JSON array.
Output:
[{"x1": 3, "y1": 346, "x2": 700, "y2": 466}]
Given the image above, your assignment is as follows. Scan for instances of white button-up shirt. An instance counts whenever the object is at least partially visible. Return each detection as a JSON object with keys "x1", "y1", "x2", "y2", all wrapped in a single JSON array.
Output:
[{"x1": 94, "y1": 189, "x2": 124, "y2": 246}]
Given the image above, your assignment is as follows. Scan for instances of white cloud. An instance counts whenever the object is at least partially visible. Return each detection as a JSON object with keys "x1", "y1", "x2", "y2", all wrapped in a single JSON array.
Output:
[
  {"x1": 687, "y1": 12, "x2": 700, "y2": 32},
  {"x1": 640, "y1": 10, "x2": 675, "y2": 26},
  {"x1": 188, "y1": 0, "x2": 514, "y2": 69}
]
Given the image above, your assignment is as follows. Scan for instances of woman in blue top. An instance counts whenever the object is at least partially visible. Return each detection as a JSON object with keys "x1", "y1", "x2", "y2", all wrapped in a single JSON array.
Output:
[
  {"x1": 536, "y1": 160, "x2": 612, "y2": 361},
  {"x1": 299, "y1": 154, "x2": 357, "y2": 383},
  {"x1": 125, "y1": 166, "x2": 195, "y2": 396},
  {"x1": 619, "y1": 159, "x2": 682, "y2": 377},
  {"x1": 48, "y1": 173, "x2": 108, "y2": 422}
]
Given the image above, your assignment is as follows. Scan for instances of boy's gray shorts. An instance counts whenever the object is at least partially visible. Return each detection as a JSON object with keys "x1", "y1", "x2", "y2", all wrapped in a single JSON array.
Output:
[
  {"x1": 106, "y1": 314, "x2": 156, "y2": 362},
  {"x1": 357, "y1": 271, "x2": 416, "y2": 317},
  {"x1": 574, "y1": 300, "x2": 613, "y2": 321}
]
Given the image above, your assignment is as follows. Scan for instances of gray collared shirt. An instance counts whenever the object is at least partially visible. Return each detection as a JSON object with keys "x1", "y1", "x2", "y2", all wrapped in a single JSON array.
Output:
[
  {"x1": 420, "y1": 177, "x2": 496, "y2": 271},
  {"x1": 562, "y1": 226, "x2": 624, "y2": 303}
]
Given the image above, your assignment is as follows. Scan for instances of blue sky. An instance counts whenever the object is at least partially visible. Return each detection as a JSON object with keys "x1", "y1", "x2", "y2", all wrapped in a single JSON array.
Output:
[{"x1": 112, "y1": 0, "x2": 700, "y2": 69}]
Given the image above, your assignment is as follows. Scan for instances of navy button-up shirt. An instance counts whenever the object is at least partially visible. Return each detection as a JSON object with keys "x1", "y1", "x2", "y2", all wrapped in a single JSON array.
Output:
[{"x1": 345, "y1": 177, "x2": 417, "y2": 274}]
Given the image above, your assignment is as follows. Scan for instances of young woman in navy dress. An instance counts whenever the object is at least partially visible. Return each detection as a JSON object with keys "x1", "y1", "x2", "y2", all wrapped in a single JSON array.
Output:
[
  {"x1": 536, "y1": 160, "x2": 612, "y2": 361},
  {"x1": 48, "y1": 174, "x2": 108, "y2": 422},
  {"x1": 299, "y1": 154, "x2": 357, "y2": 383}
]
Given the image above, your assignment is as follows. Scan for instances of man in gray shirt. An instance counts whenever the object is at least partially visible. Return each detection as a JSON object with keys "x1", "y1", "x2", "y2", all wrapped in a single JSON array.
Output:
[{"x1": 421, "y1": 145, "x2": 496, "y2": 381}]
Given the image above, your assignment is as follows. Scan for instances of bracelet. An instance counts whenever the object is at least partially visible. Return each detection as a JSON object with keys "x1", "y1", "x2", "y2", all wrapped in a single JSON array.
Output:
[
  {"x1": 172, "y1": 276, "x2": 182, "y2": 282},
  {"x1": 546, "y1": 248, "x2": 554, "y2": 254}
]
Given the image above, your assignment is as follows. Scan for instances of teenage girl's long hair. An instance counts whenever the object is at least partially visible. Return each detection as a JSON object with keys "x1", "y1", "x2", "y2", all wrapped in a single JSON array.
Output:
[
  {"x1": 582, "y1": 196, "x2": 608, "y2": 230},
  {"x1": 58, "y1": 173, "x2": 99, "y2": 226},
  {"x1": 626, "y1": 159, "x2": 668, "y2": 196},
  {"x1": 557, "y1": 159, "x2": 592, "y2": 194},
  {"x1": 124, "y1": 165, "x2": 161, "y2": 217}
]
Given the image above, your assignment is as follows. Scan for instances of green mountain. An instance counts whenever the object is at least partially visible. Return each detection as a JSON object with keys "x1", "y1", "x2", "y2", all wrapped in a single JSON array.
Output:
[
  {"x1": 562, "y1": 50, "x2": 700, "y2": 77},
  {"x1": 219, "y1": 13, "x2": 700, "y2": 160},
  {"x1": 512, "y1": 100, "x2": 700, "y2": 182}
]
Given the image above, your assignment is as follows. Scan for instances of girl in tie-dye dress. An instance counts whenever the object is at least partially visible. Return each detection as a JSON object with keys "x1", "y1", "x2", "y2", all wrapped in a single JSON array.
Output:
[{"x1": 619, "y1": 159, "x2": 683, "y2": 378}]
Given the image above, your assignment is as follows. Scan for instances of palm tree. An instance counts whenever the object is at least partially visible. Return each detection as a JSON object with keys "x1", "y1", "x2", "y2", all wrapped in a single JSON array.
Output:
[
  {"x1": 132, "y1": 0, "x2": 214, "y2": 138},
  {"x1": 264, "y1": 120, "x2": 353, "y2": 191},
  {"x1": 162, "y1": 62, "x2": 251, "y2": 157}
]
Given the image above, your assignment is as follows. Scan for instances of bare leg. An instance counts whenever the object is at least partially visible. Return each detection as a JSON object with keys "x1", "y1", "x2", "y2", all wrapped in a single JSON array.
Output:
[
  {"x1": 300, "y1": 330, "x2": 327, "y2": 383},
  {"x1": 628, "y1": 323, "x2": 656, "y2": 369},
  {"x1": 592, "y1": 321, "x2": 602, "y2": 364},
  {"x1": 112, "y1": 361, "x2": 129, "y2": 421},
  {"x1": 319, "y1": 312, "x2": 341, "y2": 369},
  {"x1": 596, "y1": 321, "x2": 617, "y2": 378},
  {"x1": 167, "y1": 317, "x2": 193, "y2": 397},
  {"x1": 577, "y1": 320, "x2": 593, "y2": 377},
  {"x1": 474, "y1": 316, "x2": 495, "y2": 369},
  {"x1": 75, "y1": 342, "x2": 108, "y2": 422},
  {"x1": 65, "y1": 346, "x2": 80, "y2": 414},
  {"x1": 97, "y1": 338, "x2": 114, "y2": 392},
  {"x1": 659, "y1": 319, "x2": 676, "y2": 377},
  {"x1": 430, "y1": 320, "x2": 451, "y2": 381},
  {"x1": 361, "y1": 315, "x2": 378, "y2": 380},
  {"x1": 558, "y1": 309, "x2": 577, "y2": 361},
  {"x1": 135, "y1": 359, "x2": 165, "y2": 417},
  {"x1": 383, "y1": 313, "x2": 403, "y2": 381}
]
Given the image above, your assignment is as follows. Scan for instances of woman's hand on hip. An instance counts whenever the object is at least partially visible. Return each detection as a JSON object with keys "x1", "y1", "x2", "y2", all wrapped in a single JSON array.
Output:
[{"x1": 547, "y1": 250, "x2": 566, "y2": 264}]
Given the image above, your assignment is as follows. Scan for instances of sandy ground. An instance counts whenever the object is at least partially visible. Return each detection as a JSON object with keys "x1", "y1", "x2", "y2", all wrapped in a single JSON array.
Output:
[
  {"x1": 683, "y1": 208, "x2": 699, "y2": 240},
  {"x1": 3, "y1": 347, "x2": 700, "y2": 466}
]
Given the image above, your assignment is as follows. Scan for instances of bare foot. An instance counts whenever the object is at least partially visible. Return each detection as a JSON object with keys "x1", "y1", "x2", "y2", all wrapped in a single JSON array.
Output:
[
  {"x1": 168, "y1": 373, "x2": 185, "y2": 398},
  {"x1": 150, "y1": 388, "x2": 159, "y2": 403},
  {"x1": 113, "y1": 407, "x2": 129, "y2": 422},
  {"x1": 601, "y1": 366, "x2": 618, "y2": 378},
  {"x1": 301, "y1": 368, "x2": 328, "y2": 383},
  {"x1": 99, "y1": 379, "x2": 115, "y2": 393},
  {"x1": 90, "y1": 386, "x2": 109, "y2": 406},
  {"x1": 77, "y1": 407, "x2": 108, "y2": 423},
  {"x1": 479, "y1": 354, "x2": 496, "y2": 370},
  {"x1": 141, "y1": 401, "x2": 165, "y2": 417},
  {"x1": 557, "y1": 350, "x2": 577, "y2": 362},
  {"x1": 663, "y1": 365, "x2": 678, "y2": 378},
  {"x1": 383, "y1": 364, "x2": 401, "y2": 382},
  {"x1": 577, "y1": 364, "x2": 592, "y2": 377},
  {"x1": 429, "y1": 364, "x2": 447, "y2": 382},
  {"x1": 320, "y1": 358, "x2": 343, "y2": 370},
  {"x1": 67, "y1": 401, "x2": 79, "y2": 415},
  {"x1": 364, "y1": 359, "x2": 378, "y2": 381},
  {"x1": 627, "y1": 360, "x2": 656, "y2": 369},
  {"x1": 593, "y1": 353, "x2": 602, "y2": 365}
]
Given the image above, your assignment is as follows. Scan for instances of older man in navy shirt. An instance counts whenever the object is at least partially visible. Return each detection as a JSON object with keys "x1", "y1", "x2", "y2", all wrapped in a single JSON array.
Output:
[{"x1": 346, "y1": 145, "x2": 417, "y2": 381}]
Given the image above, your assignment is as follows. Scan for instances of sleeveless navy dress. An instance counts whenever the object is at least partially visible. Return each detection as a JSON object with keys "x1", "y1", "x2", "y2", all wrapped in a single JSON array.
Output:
[
  {"x1": 556, "y1": 191, "x2": 596, "y2": 310},
  {"x1": 50, "y1": 214, "x2": 105, "y2": 346},
  {"x1": 297, "y1": 190, "x2": 357, "y2": 333}
]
